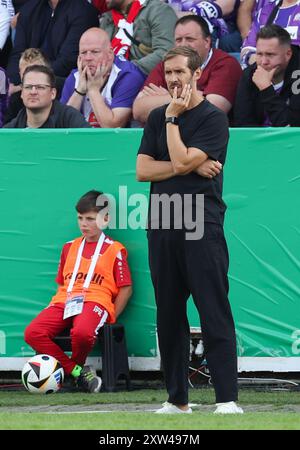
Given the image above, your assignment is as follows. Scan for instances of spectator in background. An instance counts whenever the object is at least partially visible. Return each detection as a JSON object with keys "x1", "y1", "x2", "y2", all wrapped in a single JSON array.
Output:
[
  {"x1": 6, "y1": 0, "x2": 99, "y2": 93},
  {"x1": 91, "y1": 0, "x2": 108, "y2": 14},
  {"x1": 100, "y1": 0, "x2": 177, "y2": 76},
  {"x1": 4, "y1": 47, "x2": 65, "y2": 124},
  {"x1": 4, "y1": 64, "x2": 91, "y2": 127},
  {"x1": 0, "y1": 4, "x2": 10, "y2": 55},
  {"x1": 0, "y1": 1, "x2": 14, "y2": 68},
  {"x1": 1, "y1": 0, "x2": 15, "y2": 23},
  {"x1": 234, "y1": 25, "x2": 300, "y2": 126},
  {"x1": 10, "y1": 1, "x2": 29, "y2": 30},
  {"x1": 241, "y1": 0, "x2": 300, "y2": 68},
  {"x1": 167, "y1": 0, "x2": 242, "y2": 52},
  {"x1": 236, "y1": 0, "x2": 256, "y2": 41},
  {"x1": 133, "y1": 15, "x2": 242, "y2": 124},
  {"x1": 0, "y1": 65, "x2": 8, "y2": 126},
  {"x1": 60, "y1": 28, "x2": 146, "y2": 127},
  {"x1": 12, "y1": 0, "x2": 28, "y2": 12}
]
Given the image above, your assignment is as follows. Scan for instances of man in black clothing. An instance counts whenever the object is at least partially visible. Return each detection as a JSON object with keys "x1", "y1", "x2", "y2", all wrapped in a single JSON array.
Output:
[
  {"x1": 234, "y1": 24, "x2": 300, "y2": 127},
  {"x1": 136, "y1": 46, "x2": 243, "y2": 415},
  {"x1": 7, "y1": 0, "x2": 99, "y2": 91},
  {"x1": 4, "y1": 64, "x2": 90, "y2": 128},
  {"x1": 4, "y1": 47, "x2": 65, "y2": 124}
]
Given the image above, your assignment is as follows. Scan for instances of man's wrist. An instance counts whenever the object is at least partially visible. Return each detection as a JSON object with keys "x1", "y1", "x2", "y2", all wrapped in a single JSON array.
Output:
[
  {"x1": 165, "y1": 116, "x2": 179, "y2": 125},
  {"x1": 258, "y1": 82, "x2": 272, "y2": 91},
  {"x1": 74, "y1": 87, "x2": 86, "y2": 96},
  {"x1": 88, "y1": 86, "x2": 103, "y2": 95}
]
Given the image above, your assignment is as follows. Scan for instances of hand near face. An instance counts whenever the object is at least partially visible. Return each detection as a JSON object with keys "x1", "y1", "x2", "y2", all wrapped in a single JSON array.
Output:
[
  {"x1": 86, "y1": 60, "x2": 110, "y2": 93},
  {"x1": 165, "y1": 84, "x2": 192, "y2": 118},
  {"x1": 252, "y1": 66, "x2": 277, "y2": 91},
  {"x1": 77, "y1": 56, "x2": 88, "y2": 94}
]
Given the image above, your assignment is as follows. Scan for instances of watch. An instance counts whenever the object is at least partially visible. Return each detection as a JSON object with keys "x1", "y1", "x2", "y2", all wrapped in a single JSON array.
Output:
[{"x1": 165, "y1": 116, "x2": 179, "y2": 125}]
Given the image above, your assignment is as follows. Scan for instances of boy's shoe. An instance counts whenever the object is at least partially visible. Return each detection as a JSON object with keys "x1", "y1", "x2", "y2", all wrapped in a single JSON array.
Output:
[
  {"x1": 155, "y1": 402, "x2": 192, "y2": 414},
  {"x1": 214, "y1": 401, "x2": 244, "y2": 414},
  {"x1": 76, "y1": 365, "x2": 102, "y2": 393}
]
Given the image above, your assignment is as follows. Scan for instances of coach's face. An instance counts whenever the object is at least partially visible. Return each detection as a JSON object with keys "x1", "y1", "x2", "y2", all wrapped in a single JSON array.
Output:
[{"x1": 164, "y1": 55, "x2": 196, "y2": 98}]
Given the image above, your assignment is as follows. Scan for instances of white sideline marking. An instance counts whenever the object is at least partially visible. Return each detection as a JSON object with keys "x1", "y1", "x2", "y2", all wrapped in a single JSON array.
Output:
[
  {"x1": 45, "y1": 405, "x2": 202, "y2": 414},
  {"x1": 46, "y1": 410, "x2": 156, "y2": 414}
]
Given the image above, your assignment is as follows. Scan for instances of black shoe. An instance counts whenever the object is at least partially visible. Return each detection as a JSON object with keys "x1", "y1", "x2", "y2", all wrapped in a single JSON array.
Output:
[{"x1": 76, "y1": 366, "x2": 102, "y2": 393}]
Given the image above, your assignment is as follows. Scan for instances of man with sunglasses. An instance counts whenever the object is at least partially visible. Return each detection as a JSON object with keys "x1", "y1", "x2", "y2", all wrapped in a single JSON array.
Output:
[{"x1": 4, "y1": 64, "x2": 90, "y2": 128}]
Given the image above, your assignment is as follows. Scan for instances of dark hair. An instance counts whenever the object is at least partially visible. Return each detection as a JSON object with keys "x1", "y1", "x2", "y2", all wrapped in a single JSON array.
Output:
[
  {"x1": 76, "y1": 190, "x2": 109, "y2": 214},
  {"x1": 256, "y1": 24, "x2": 291, "y2": 46},
  {"x1": 164, "y1": 46, "x2": 202, "y2": 73},
  {"x1": 22, "y1": 64, "x2": 56, "y2": 87},
  {"x1": 175, "y1": 14, "x2": 211, "y2": 39}
]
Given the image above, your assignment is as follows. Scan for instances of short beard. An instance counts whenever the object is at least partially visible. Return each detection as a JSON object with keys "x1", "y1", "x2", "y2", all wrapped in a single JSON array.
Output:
[{"x1": 25, "y1": 105, "x2": 51, "y2": 114}]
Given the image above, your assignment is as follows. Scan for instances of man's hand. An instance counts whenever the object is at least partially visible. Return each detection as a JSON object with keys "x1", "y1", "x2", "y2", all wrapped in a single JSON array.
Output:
[
  {"x1": 165, "y1": 84, "x2": 192, "y2": 118},
  {"x1": 195, "y1": 159, "x2": 222, "y2": 178},
  {"x1": 142, "y1": 83, "x2": 170, "y2": 97},
  {"x1": 77, "y1": 56, "x2": 88, "y2": 95},
  {"x1": 87, "y1": 62, "x2": 110, "y2": 93},
  {"x1": 252, "y1": 66, "x2": 277, "y2": 91},
  {"x1": 11, "y1": 12, "x2": 19, "y2": 29},
  {"x1": 8, "y1": 83, "x2": 21, "y2": 96}
]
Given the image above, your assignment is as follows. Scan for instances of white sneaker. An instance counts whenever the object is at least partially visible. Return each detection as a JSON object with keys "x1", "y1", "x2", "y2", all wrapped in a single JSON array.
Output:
[
  {"x1": 214, "y1": 401, "x2": 244, "y2": 414},
  {"x1": 155, "y1": 402, "x2": 192, "y2": 414}
]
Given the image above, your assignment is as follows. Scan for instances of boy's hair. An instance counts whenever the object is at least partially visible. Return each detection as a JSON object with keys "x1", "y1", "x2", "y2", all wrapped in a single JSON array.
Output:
[
  {"x1": 256, "y1": 24, "x2": 291, "y2": 47},
  {"x1": 19, "y1": 48, "x2": 51, "y2": 68},
  {"x1": 164, "y1": 46, "x2": 202, "y2": 73},
  {"x1": 76, "y1": 190, "x2": 109, "y2": 214},
  {"x1": 22, "y1": 64, "x2": 56, "y2": 87}
]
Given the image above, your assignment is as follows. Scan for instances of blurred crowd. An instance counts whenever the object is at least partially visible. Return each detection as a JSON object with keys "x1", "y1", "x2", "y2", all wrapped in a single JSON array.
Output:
[{"x1": 0, "y1": 0, "x2": 299, "y2": 129}]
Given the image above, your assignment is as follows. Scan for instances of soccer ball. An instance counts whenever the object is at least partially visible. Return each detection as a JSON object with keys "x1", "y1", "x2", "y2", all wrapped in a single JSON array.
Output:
[{"x1": 22, "y1": 354, "x2": 64, "y2": 394}]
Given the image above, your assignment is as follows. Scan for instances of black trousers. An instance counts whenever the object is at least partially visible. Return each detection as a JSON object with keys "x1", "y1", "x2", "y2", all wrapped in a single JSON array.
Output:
[{"x1": 148, "y1": 224, "x2": 238, "y2": 404}]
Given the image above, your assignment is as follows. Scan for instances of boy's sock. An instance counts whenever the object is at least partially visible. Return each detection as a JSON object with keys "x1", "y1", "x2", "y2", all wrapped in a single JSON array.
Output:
[{"x1": 71, "y1": 364, "x2": 82, "y2": 378}]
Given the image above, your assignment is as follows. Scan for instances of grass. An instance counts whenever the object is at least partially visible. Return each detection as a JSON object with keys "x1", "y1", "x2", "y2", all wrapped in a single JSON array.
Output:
[
  {"x1": 0, "y1": 387, "x2": 300, "y2": 407},
  {"x1": 0, "y1": 412, "x2": 300, "y2": 430},
  {"x1": 0, "y1": 388, "x2": 300, "y2": 430}
]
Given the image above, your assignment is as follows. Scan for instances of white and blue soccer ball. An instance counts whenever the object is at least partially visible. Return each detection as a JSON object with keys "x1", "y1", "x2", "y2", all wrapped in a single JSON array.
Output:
[{"x1": 22, "y1": 354, "x2": 64, "y2": 394}]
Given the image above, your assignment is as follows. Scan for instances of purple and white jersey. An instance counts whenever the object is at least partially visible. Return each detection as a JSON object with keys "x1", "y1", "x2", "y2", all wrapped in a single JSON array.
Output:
[
  {"x1": 167, "y1": 0, "x2": 240, "y2": 20},
  {"x1": 60, "y1": 56, "x2": 146, "y2": 127},
  {"x1": 241, "y1": 0, "x2": 300, "y2": 67},
  {"x1": 0, "y1": 0, "x2": 15, "y2": 16},
  {"x1": 167, "y1": 0, "x2": 240, "y2": 37}
]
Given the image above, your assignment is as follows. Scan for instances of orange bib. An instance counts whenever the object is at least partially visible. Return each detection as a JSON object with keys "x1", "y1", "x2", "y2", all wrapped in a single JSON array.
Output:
[{"x1": 50, "y1": 236, "x2": 125, "y2": 323}]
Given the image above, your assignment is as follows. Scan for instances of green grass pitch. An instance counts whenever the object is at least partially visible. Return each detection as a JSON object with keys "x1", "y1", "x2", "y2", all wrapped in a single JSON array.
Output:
[{"x1": 0, "y1": 388, "x2": 299, "y2": 430}]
